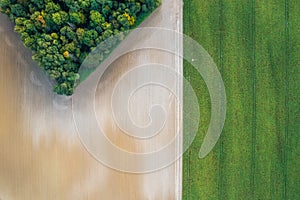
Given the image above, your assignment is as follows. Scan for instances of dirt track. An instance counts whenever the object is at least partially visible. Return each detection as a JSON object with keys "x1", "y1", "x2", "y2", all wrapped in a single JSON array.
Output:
[{"x1": 0, "y1": 0, "x2": 182, "y2": 199}]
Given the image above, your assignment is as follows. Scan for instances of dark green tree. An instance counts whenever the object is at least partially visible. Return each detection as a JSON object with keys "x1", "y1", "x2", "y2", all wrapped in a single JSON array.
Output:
[
  {"x1": 83, "y1": 29, "x2": 98, "y2": 46},
  {"x1": 10, "y1": 4, "x2": 27, "y2": 18},
  {"x1": 69, "y1": 12, "x2": 85, "y2": 25},
  {"x1": 60, "y1": 26, "x2": 76, "y2": 40}
]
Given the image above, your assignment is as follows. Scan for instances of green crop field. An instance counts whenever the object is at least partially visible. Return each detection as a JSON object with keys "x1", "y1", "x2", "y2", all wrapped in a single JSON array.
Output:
[{"x1": 183, "y1": 0, "x2": 300, "y2": 199}]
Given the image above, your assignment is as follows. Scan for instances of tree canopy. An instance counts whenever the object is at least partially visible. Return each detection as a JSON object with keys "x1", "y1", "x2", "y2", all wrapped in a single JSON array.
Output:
[{"x1": 0, "y1": 0, "x2": 161, "y2": 95}]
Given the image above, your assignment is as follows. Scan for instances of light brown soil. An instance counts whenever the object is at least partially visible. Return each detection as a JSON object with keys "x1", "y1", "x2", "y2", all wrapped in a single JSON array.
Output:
[{"x1": 0, "y1": 0, "x2": 182, "y2": 199}]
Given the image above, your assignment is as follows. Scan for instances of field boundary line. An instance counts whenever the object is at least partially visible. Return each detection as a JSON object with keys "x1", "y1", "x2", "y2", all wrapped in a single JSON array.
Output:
[
  {"x1": 250, "y1": 0, "x2": 256, "y2": 199},
  {"x1": 218, "y1": 0, "x2": 224, "y2": 199},
  {"x1": 283, "y1": 0, "x2": 289, "y2": 199}
]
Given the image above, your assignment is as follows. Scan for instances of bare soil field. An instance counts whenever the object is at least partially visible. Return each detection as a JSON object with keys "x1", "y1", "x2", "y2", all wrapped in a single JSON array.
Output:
[{"x1": 0, "y1": 0, "x2": 182, "y2": 199}]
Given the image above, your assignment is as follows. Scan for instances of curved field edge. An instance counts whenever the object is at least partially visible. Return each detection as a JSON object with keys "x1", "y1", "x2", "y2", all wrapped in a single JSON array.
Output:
[{"x1": 182, "y1": 0, "x2": 300, "y2": 199}]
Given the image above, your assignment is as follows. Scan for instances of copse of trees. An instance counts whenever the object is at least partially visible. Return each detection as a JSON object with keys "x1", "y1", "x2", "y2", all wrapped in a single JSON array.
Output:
[{"x1": 0, "y1": 0, "x2": 161, "y2": 95}]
